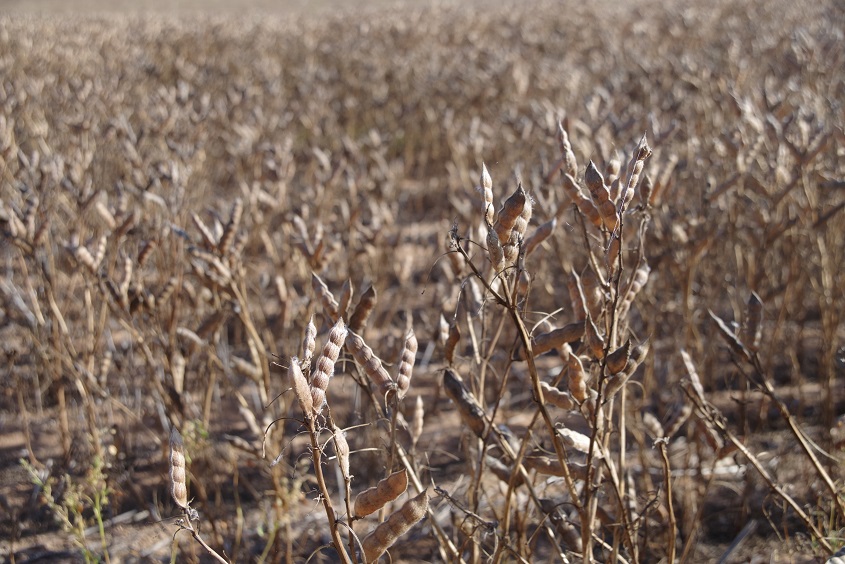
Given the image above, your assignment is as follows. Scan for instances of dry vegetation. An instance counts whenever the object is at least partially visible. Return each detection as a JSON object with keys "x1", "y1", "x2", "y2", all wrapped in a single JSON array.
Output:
[{"x1": 2, "y1": 0, "x2": 845, "y2": 562}]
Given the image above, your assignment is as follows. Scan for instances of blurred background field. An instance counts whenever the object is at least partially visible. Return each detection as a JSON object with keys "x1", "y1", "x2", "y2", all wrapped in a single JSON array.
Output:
[{"x1": 1, "y1": 0, "x2": 844, "y2": 562}]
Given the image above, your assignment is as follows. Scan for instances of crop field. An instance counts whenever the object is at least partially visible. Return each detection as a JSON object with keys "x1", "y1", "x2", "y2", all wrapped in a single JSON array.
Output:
[{"x1": 1, "y1": 0, "x2": 844, "y2": 562}]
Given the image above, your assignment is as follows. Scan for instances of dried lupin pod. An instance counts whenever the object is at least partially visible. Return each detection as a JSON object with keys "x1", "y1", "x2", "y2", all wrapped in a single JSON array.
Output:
[
  {"x1": 480, "y1": 163, "x2": 494, "y2": 226},
  {"x1": 585, "y1": 161, "x2": 618, "y2": 230},
  {"x1": 557, "y1": 426, "x2": 601, "y2": 457},
  {"x1": 337, "y1": 279, "x2": 354, "y2": 322},
  {"x1": 606, "y1": 158, "x2": 623, "y2": 202},
  {"x1": 584, "y1": 313, "x2": 605, "y2": 360},
  {"x1": 523, "y1": 217, "x2": 556, "y2": 258},
  {"x1": 309, "y1": 318, "x2": 347, "y2": 415},
  {"x1": 288, "y1": 358, "x2": 313, "y2": 416},
  {"x1": 302, "y1": 315, "x2": 317, "y2": 368},
  {"x1": 346, "y1": 331, "x2": 393, "y2": 395},
  {"x1": 354, "y1": 468, "x2": 408, "y2": 518},
  {"x1": 581, "y1": 266, "x2": 604, "y2": 321},
  {"x1": 217, "y1": 197, "x2": 243, "y2": 256},
  {"x1": 191, "y1": 212, "x2": 217, "y2": 249},
  {"x1": 349, "y1": 285, "x2": 377, "y2": 333},
  {"x1": 486, "y1": 224, "x2": 504, "y2": 272},
  {"x1": 486, "y1": 455, "x2": 523, "y2": 487},
  {"x1": 437, "y1": 314, "x2": 450, "y2": 346},
  {"x1": 565, "y1": 352, "x2": 589, "y2": 402},
  {"x1": 169, "y1": 427, "x2": 189, "y2": 510},
  {"x1": 567, "y1": 270, "x2": 587, "y2": 322},
  {"x1": 231, "y1": 356, "x2": 261, "y2": 382},
  {"x1": 170, "y1": 349, "x2": 186, "y2": 394},
  {"x1": 411, "y1": 395, "x2": 424, "y2": 450},
  {"x1": 664, "y1": 402, "x2": 693, "y2": 439},
  {"x1": 559, "y1": 173, "x2": 602, "y2": 227},
  {"x1": 493, "y1": 183, "x2": 527, "y2": 246},
  {"x1": 524, "y1": 455, "x2": 587, "y2": 480},
  {"x1": 396, "y1": 329, "x2": 417, "y2": 400},
  {"x1": 557, "y1": 122, "x2": 578, "y2": 178},
  {"x1": 620, "y1": 134, "x2": 653, "y2": 210},
  {"x1": 445, "y1": 321, "x2": 460, "y2": 366},
  {"x1": 443, "y1": 368, "x2": 487, "y2": 438},
  {"x1": 619, "y1": 260, "x2": 650, "y2": 317},
  {"x1": 332, "y1": 424, "x2": 350, "y2": 479},
  {"x1": 540, "y1": 498, "x2": 582, "y2": 553},
  {"x1": 137, "y1": 240, "x2": 157, "y2": 268},
  {"x1": 362, "y1": 490, "x2": 429, "y2": 563},
  {"x1": 606, "y1": 339, "x2": 632, "y2": 375},
  {"x1": 311, "y1": 273, "x2": 340, "y2": 321},
  {"x1": 740, "y1": 291, "x2": 763, "y2": 353},
  {"x1": 501, "y1": 184, "x2": 532, "y2": 266},
  {"x1": 638, "y1": 174, "x2": 654, "y2": 207},
  {"x1": 530, "y1": 322, "x2": 585, "y2": 356},
  {"x1": 642, "y1": 412, "x2": 664, "y2": 439},
  {"x1": 539, "y1": 381, "x2": 575, "y2": 410}
]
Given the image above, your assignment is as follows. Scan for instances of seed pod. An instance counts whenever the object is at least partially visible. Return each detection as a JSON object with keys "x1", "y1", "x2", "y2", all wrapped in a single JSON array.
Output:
[
  {"x1": 585, "y1": 161, "x2": 609, "y2": 204},
  {"x1": 638, "y1": 174, "x2": 653, "y2": 207},
  {"x1": 231, "y1": 356, "x2": 261, "y2": 382},
  {"x1": 557, "y1": 426, "x2": 601, "y2": 458},
  {"x1": 486, "y1": 224, "x2": 504, "y2": 273},
  {"x1": 169, "y1": 427, "x2": 189, "y2": 510},
  {"x1": 302, "y1": 315, "x2": 317, "y2": 368},
  {"x1": 680, "y1": 349, "x2": 706, "y2": 403},
  {"x1": 541, "y1": 498, "x2": 583, "y2": 553},
  {"x1": 443, "y1": 368, "x2": 487, "y2": 438},
  {"x1": 362, "y1": 490, "x2": 429, "y2": 563},
  {"x1": 621, "y1": 134, "x2": 652, "y2": 209},
  {"x1": 288, "y1": 358, "x2": 313, "y2": 415},
  {"x1": 311, "y1": 272, "x2": 339, "y2": 321},
  {"x1": 346, "y1": 331, "x2": 393, "y2": 395},
  {"x1": 568, "y1": 270, "x2": 587, "y2": 321},
  {"x1": 603, "y1": 373, "x2": 627, "y2": 399},
  {"x1": 560, "y1": 173, "x2": 602, "y2": 227},
  {"x1": 606, "y1": 340, "x2": 632, "y2": 375},
  {"x1": 622, "y1": 261, "x2": 650, "y2": 307},
  {"x1": 191, "y1": 212, "x2": 217, "y2": 249},
  {"x1": 557, "y1": 122, "x2": 578, "y2": 178},
  {"x1": 607, "y1": 235, "x2": 621, "y2": 273},
  {"x1": 396, "y1": 329, "x2": 417, "y2": 400},
  {"x1": 584, "y1": 313, "x2": 605, "y2": 360},
  {"x1": 170, "y1": 350, "x2": 186, "y2": 394},
  {"x1": 540, "y1": 381, "x2": 575, "y2": 410},
  {"x1": 445, "y1": 321, "x2": 460, "y2": 366},
  {"x1": 493, "y1": 183, "x2": 527, "y2": 245},
  {"x1": 480, "y1": 163, "x2": 494, "y2": 226},
  {"x1": 530, "y1": 322, "x2": 585, "y2": 357},
  {"x1": 485, "y1": 455, "x2": 523, "y2": 487},
  {"x1": 606, "y1": 158, "x2": 622, "y2": 201},
  {"x1": 218, "y1": 197, "x2": 243, "y2": 256},
  {"x1": 437, "y1": 314, "x2": 450, "y2": 346},
  {"x1": 565, "y1": 352, "x2": 588, "y2": 402},
  {"x1": 523, "y1": 218, "x2": 556, "y2": 257},
  {"x1": 349, "y1": 285, "x2": 377, "y2": 333},
  {"x1": 624, "y1": 340, "x2": 650, "y2": 376},
  {"x1": 524, "y1": 456, "x2": 588, "y2": 480},
  {"x1": 354, "y1": 469, "x2": 408, "y2": 518},
  {"x1": 664, "y1": 402, "x2": 692, "y2": 439},
  {"x1": 337, "y1": 278, "x2": 353, "y2": 321},
  {"x1": 642, "y1": 412, "x2": 664, "y2": 439},
  {"x1": 581, "y1": 266, "x2": 603, "y2": 321},
  {"x1": 740, "y1": 291, "x2": 763, "y2": 352},
  {"x1": 137, "y1": 240, "x2": 157, "y2": 268},
  {"x1": 332, "y1": 424, "x2": 350, "y2": 479},
  {"x1": 157, "y1": 277, "x2": 178, "y2": 309},
  {"x1": 411, "y1": 395, "x2": 424, "y2": 450},
  {"x1": 310, "y1": 318, "x2": 348, "y2": 415}
]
